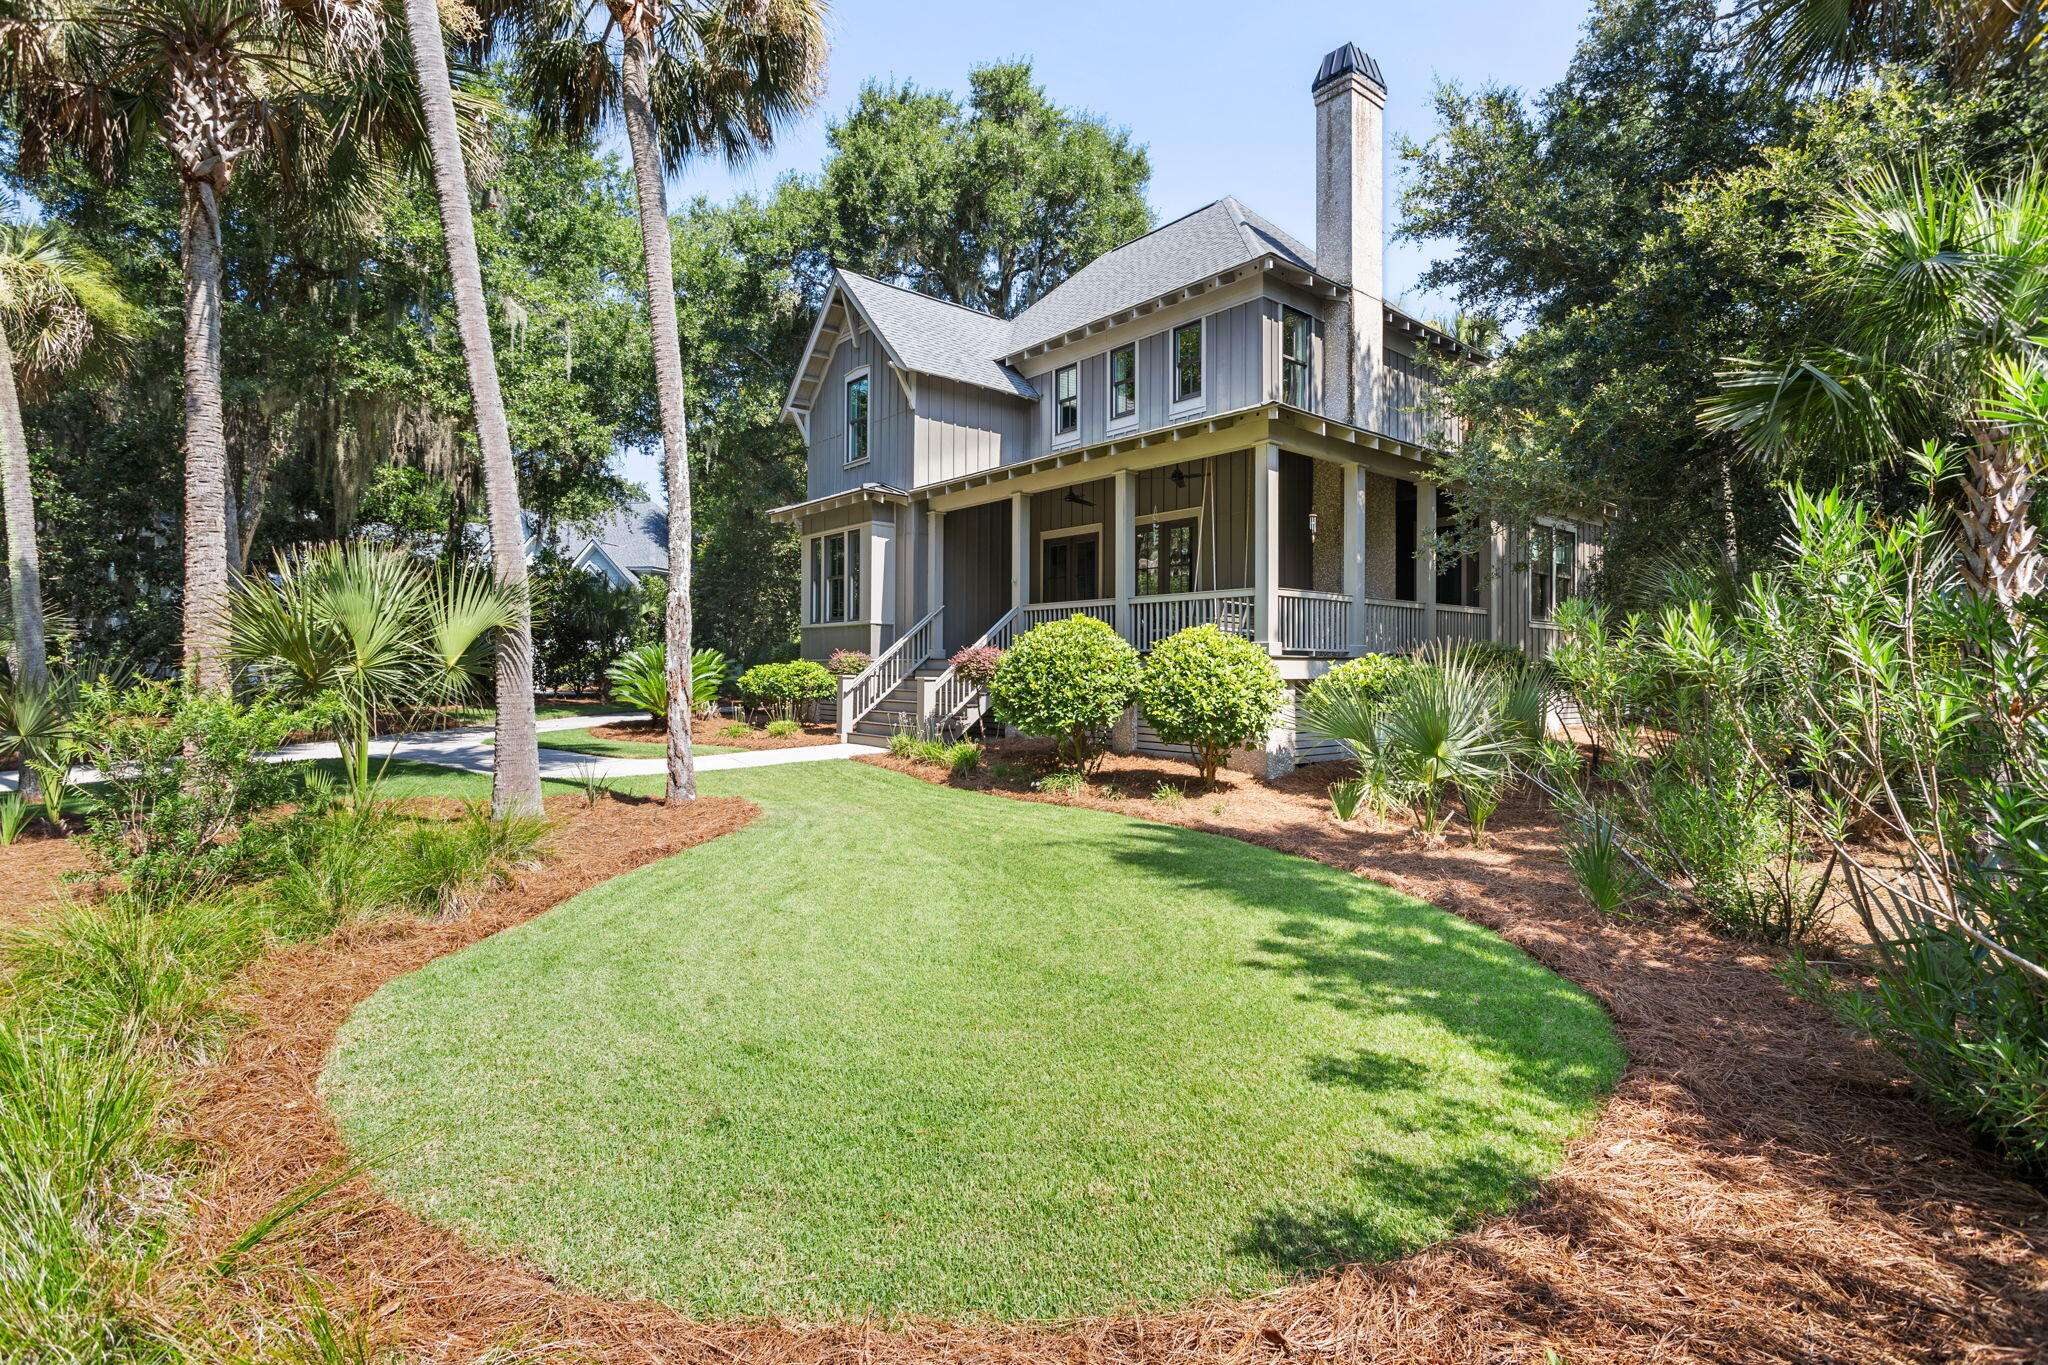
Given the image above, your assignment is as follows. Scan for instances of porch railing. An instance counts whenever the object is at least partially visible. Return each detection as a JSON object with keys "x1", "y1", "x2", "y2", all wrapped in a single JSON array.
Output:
[
  {"x1": 1358, "y1": 597, "x2": 1427, "y2": 655},
  {"x1": 924, "y1": 607, "x2": 1019, "y2": 736},
  {"x1": 1020, "y1": 599, "x2": 1115, "y2": 633},
  {"x1": 837, "y1": 606, "x2": 942, "y2": 741},
  {"x1": 1128, "y1": 590, "x2": 1256, "y2": 652},
  {"x1": 1435, "y1": 603, "x2": 1489, "y2": 644},
  {"x1": 1277, "y1": 589, "x2": 1350, "y2": 655}
]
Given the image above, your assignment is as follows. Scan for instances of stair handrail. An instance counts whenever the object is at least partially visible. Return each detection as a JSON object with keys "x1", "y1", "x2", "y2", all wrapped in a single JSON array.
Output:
[
  {"x1": 838, "y1": 606, "x2": 944, "y2": 741},
  {"x1": 923, "y1": 606, "x2": 1019, "y2": 735}
]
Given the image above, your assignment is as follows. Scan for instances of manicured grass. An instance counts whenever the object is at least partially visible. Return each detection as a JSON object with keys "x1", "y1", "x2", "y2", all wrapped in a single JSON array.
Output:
[
  {"x1": 536, "y1": 724, "x2": 735, "y2": 759},
  {"x1": 325, "y1": 761, "x2": 1621, "y2": 1322},
  {"x1": 533, "y1": 698, "x2": 631, "y2": 721}
]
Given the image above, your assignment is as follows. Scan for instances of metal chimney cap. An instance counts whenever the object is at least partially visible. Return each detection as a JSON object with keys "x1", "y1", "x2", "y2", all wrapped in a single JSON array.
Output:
[{"x1": 1312, "y1": 43, "x2": 1384, "y2": 93}]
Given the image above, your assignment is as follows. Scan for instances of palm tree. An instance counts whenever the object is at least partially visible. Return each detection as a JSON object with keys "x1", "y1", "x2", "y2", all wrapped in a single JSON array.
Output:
[
  {"x1": 398, "y1": 0, "x2": 546, "y2": 816},
  {"x1": 231, "y1": 541, "x2": 523, "y2": 799},
  {"x1": 1703, "y1": 164, "x2": 2048, "y2": 618},
  {"x1": 493, "y1": 0, "x2": 827, "y2": 801},
  {"x1": 1729, "y1": 0, "x2": 2045, "y2": 87},
  {"x1": 0, "y1": 225, "x2": 135, "y2": 696},
  {"x1": 0, "y1": 0, "x2": 407, "y2": 692}
]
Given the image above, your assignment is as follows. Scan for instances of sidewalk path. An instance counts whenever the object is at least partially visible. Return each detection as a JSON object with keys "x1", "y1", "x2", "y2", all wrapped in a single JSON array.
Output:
[{"x1": 2, "y1": 712, "x2": 862, "y2": 791}]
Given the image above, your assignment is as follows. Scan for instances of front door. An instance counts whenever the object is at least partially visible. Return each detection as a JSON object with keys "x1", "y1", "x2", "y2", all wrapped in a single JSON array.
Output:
[{"x1": 1042, "y1": 531, "x2": 1099, "y2": 603}]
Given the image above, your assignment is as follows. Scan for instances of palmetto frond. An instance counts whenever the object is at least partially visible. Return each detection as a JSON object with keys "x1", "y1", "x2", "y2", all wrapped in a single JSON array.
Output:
[
  {"x1": 490, "y1": 0, "x2": 826, "y2": 172},
  {"x1": 1729, "y1": 0, "x2": 2046, "y2": 87},
  {"x1": 0, "y1": 223, "x2": 142, "y2": 384}
]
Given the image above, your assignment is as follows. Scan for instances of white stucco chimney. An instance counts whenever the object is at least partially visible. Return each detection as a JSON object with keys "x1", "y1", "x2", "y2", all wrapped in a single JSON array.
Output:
[{"x1": 1313, "y1": 43, "x2": 1385, "y2": 430}]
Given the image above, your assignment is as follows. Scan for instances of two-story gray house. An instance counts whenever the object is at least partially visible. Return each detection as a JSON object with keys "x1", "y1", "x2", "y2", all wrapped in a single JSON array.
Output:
[{"x1": 772, "y1": 43, "x2": 1600, "y2": 770}]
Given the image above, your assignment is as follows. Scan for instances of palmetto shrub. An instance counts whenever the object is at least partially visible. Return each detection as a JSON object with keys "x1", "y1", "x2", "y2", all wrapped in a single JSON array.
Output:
[
  {"x1": 990, "y1": 615, "x2": 1140, "y2": 768},
  {"x1": 737, "y1": 659, "x2": 835, "y2": 721},
  {"x1": 606, "y1": 641, "x2": 729, "y2": 721},
  {"x1": 1136, "y1": 625, "x2": 1284, "y2": 783}
]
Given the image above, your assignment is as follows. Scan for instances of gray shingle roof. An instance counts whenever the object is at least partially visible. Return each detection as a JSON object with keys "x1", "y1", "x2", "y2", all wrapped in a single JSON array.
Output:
[
  {"x1": 837, "y1": 271, "x2": 1038, "y2": 399},
  {"x1": 822, "y1": 197, "x2": 1339, "y2": 399},
  {"x1": 1002, "y1": 197, "x2": 1316, "y2": 356},
  {"x1": 585, "y1": 499, "x2": 669, "y2": 574}
]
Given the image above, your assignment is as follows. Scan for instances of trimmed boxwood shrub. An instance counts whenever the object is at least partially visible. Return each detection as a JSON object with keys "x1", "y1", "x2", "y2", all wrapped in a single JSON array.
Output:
[
  {"x1": 1300, "y1": 652, "x2": 1421, "y2": 716},
  {"x1": 1136, "y1": 625, "x2": 1285, "y2": 782},
  {"x1": 738, "y1": 659, "x2": 836, "y2": 721},
  {"x1": 989, "y1": 615, "x2": 1140, "y2": 767}
]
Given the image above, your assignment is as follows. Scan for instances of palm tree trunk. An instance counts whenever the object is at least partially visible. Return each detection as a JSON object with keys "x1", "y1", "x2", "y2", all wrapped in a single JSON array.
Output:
[
  {"x1": 1959, "y1": 420, "x2": 2045, "y2": 623},
  {"x1": 180, "y1": 183, "x2": 233, "y2": 693},
  {"x1": 1714, "y1": 450, "x2": 1741, "y2": 582},
  {"x1": 402, "y1": 0, "x2": 543, "y2": 817},
  {"x1": 620, "y1": 33, "x2": 697, "y2": 803},
  {"x1": 0, "y1": 326, "x2": 47, "y2": 692}
]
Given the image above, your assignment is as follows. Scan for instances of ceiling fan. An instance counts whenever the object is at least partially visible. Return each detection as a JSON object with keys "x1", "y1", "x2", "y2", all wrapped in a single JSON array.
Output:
[
  {"x1": 1064, "y1": 489, "x2": 1094, "y2": 509},
  {"x1": 1169, "y1": 463, "x2": 1206, "y2": 490}
]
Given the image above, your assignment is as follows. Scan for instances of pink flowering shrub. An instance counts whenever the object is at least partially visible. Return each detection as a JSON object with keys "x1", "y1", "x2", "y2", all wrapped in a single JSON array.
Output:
[
  {"x1": 950, "y1": 645, "x2": 1005, "y2": 687},
  {"x1": 825, "y1": 649, "x2": 873, "y2": 678}
]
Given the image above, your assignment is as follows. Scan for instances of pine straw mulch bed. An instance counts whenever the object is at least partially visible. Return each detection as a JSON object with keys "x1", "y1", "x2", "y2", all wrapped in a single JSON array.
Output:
[
  {"x1": 175, "y1": 752, "x2": 2048, "y2": 1364},
  {"x1": 587, "y1": 716, "x2": 840, "y2": 751},
  {"x1": 0, "y1": 829, "x2": 93, "y2": 932}
]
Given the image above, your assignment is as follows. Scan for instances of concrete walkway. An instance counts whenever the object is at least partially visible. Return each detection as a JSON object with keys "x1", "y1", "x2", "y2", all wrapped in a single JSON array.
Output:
[{"x1": 2, "y1": 712, "x2": 863, "y2": 792}]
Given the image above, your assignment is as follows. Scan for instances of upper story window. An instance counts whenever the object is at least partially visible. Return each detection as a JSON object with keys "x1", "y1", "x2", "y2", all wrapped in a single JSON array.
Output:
[
  {"x1": 1171, "y1": 321, "x2": 1203, "y2": 406},
  {"x1": 844, "y1": 370, "x2": 870, "y2": 467},
  {"x1": 1530, "y1": 524, "x2": 1577, "y2": 622},
  {"x1": 1054, "y1": 363, "x2": 1078, "y2": 437},
  {"x1": 808, "y1": 527, "x2": 864, "y2": 624},
  {"x1": 1108, "y1": 342, "x2": 1137, "y2": 423},
  {"x1": 1281, "y1": 307, "x2": 1313, "y2": 409}
]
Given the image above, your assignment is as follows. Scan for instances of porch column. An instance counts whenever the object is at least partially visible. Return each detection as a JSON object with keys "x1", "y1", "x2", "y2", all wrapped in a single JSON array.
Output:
[
  {"x1": 1343, "y1": 461, "x2": 1368, "y2": 654},
  {"x1": 1010, "y1": 490, "x2": 1030, "y2": 615},
  {"x1": 1418, "y1": 479, "x2": 1438, "y2": 644},
  {"x1": 1253, "y1": 440, "x2": 1281, "y2": 654},
  {"x1": 926, "y1": 505, "x2": 944, "y2": 625},
  {"x1": 1113, "y1": 468, "x2": 1136, "y2": 641}
]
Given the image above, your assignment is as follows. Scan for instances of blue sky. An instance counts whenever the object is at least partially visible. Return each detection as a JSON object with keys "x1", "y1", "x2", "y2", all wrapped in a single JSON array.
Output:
[{"x1": 632, "y1": 0, "x2": 1598, "y2": 493}]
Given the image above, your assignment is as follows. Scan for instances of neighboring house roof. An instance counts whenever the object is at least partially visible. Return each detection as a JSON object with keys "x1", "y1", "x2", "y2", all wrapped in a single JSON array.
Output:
[
  {"x1": 528, "y1": 499, "x2": 669, "y2": 586},
  {"x1": 1003, "y1": 196, "x2": 1316, "y2": 356},
  {"x1": 836, "y1": 271, "x2": 1038, "y2": 400}
]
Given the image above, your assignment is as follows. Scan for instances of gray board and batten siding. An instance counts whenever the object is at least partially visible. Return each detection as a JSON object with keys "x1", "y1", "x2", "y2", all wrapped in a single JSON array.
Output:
[{"x1": 809, "y1": 327, "x2": 913, "y2": 496}]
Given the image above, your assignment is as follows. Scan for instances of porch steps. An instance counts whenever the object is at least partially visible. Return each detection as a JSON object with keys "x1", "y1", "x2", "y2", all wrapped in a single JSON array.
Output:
[{"x1": 847, "y1": 663, "x2": 949, "y2": 747}]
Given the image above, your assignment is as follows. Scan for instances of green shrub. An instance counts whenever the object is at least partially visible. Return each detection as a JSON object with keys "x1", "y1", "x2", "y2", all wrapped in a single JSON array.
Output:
[
  {"x1": 989, "y1": 615, "x2": 1140, "y2": 768},
  {"x1": 532, "y1": 555, "x2": 640, "y2": 693},
  {"x1": 69, "y1": 682, "x2": 309, "y2": 906},
  {"x1": 1301, "y1": 653, "x2": 1420, "y2": 716},
  {"x1": 1437, "y1": 639, "x2": 1529, "y2": 676},
  {"x1": 1566, "y1": 815, "x2": 1646, "y2": 917},
  {"x1": 1152, "y1": 781, "x2": 1186, "y2": 808},
  {"x1": 943, "y1": 741, "x2": 982, "y2": 775},
  {"x1": 720, "y1": 721, "x2": 754, "y2": 739},
  {"x1": 763, "y1": 718, "x2": 802, "y2": 738},
  {"x1": 887, "y1": 731, "x2": 918, "y2": 758},
  {"x1": 1135, "y1": 625, "x2": 1284, "y2": 783},
  {"x1": 607, "y1": 641, "x2": 730, "y2": 721},
  {"x1": 738, "y1": 659, "x2": 836, "y2": 721},
  {"x1": 1328, "y1": 777, "x2": 1365, "y2": 822}
]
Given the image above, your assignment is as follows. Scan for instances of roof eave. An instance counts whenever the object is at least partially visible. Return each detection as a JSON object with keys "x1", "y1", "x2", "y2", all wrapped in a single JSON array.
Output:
[{"x1": 1000, "y1": 256, "x2": 1341, "y2": 365}]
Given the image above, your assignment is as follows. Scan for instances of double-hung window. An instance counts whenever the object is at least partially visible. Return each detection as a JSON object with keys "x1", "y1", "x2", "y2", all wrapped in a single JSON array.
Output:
[
  {"x1": 1171, "y1": 321, "x2": 1203, "y2": 407},
  {"x1": 1107, "y1": 342, "x2": 1137, "y2": 424},
  {"x1": 807, "y1": 528, "x2": 864, "y2": 624},
  {"x1": 1530, "y1": 524, "x2": 1576, "y2": 622},
  {"x1": 843, "y1": 370, "x2": 870, "y2": 467},
  {"x1": 1281, "y1": 307, "x2": 1313, "y2": 408},
  {"x1": 1054, "y1": 363, "x2": 1078, "y2": 438},
  {"x1": 1134, "y1": 515, "x2": 1199, "y2": 597}
]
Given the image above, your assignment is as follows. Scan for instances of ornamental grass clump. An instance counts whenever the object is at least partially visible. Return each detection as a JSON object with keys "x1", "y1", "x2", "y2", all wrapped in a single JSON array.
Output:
[
  {"x1": 989, "y1": 615, "x2": 1139, "y2": 768},
  {"x1": 1135, "y1": 625, "x2": 1284, "y2": 783}
]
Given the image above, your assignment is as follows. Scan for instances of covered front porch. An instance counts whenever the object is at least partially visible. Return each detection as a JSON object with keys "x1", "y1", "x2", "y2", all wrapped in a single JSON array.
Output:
[{"x1": 931, "y1": 438, "x2": 1490, "y2": 667}]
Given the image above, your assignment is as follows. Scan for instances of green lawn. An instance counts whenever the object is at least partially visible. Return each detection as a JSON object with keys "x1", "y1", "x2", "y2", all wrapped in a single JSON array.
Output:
[
  {"x1": 535, "y1": 724, "x2": 735, "y2": 759},
  {"x1": 324, "y1": 761, "x2": 1621, "y2": 1322}
]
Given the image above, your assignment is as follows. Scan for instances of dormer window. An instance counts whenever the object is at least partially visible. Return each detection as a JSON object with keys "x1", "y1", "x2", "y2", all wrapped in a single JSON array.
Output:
[
  {"x1": 1055, "y1": 363, "x2": 1078, "y2": 437},
  {"x1": 844, "y1": 370, "x2": 870, "y2": 467},
  {"x1": 1108, "y1": 342, "x2": 1137, "y2": 424},
  {"x1": 1172, "y1": 321, "x2": 1204, "y2": 407},
  {"x1": 1281, "y1": 308, "x2": 1313, "y2": 408}
]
